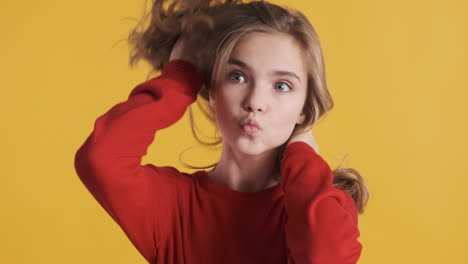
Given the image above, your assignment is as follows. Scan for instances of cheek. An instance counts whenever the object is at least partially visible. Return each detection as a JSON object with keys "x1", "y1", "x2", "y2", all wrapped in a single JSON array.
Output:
[
  {"x1": 212, "y1": 94, "x2": 238, "y2": 135},
  {"x1": 269, "y1": 110, "x2": 299, "y2": 140}
]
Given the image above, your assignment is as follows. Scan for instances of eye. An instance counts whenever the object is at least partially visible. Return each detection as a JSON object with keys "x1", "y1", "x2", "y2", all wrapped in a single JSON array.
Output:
[
  {"x1": 275, "y1": 82, "x2": 292, "y2": 92},
  {"x1": 228, "y1": 71, "x2": 247, "y2": 83}
]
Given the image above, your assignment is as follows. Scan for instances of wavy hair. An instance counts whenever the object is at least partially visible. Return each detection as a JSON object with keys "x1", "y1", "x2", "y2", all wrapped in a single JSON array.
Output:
[{"x1": 126, "y1": 0, "x2": 369, "y2": 213}]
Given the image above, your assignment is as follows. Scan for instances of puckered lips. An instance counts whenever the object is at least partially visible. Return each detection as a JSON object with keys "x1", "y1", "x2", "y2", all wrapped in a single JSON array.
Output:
[{"x1": 240, "y1": 117, "x2": 262, "y2": 135}]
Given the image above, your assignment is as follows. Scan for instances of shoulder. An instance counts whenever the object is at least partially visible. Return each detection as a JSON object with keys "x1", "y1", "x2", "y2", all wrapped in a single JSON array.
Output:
[
  {"x1": 144, "y1": 164, "x2": 204, "y2": 190},
  {"x1": 144, "y1": 164, "x2": 197, "y2": 181}
]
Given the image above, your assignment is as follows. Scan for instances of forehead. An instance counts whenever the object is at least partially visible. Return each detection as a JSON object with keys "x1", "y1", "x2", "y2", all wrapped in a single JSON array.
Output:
[{"x1": 228, "y1": 32, "x2": 307, "y2": 77}]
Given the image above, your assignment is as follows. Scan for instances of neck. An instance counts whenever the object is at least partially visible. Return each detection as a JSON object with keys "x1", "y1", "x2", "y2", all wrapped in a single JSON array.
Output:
[{"x1": 207, "y1": 144, "x2": 282, "y2": 192}]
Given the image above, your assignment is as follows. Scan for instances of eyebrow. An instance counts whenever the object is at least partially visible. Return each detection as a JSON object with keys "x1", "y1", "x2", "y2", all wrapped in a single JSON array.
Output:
[{"x1": 227, "y1": 58, "x2": 302, "y2": 83}]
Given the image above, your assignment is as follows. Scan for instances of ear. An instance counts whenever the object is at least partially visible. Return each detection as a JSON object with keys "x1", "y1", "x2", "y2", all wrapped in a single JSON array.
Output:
[{"x1": 296, "y1": 112, "x2": 305, "y2": 125}]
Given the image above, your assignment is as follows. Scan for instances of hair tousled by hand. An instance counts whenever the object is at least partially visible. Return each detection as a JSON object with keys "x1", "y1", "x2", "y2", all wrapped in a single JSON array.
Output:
[{"x1": 127, "y1": 0, "x2": 242, "y2": 83}]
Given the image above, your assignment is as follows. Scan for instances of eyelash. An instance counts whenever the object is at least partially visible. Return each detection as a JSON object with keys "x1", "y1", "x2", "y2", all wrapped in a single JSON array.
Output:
[{"x1": 227, "y1": 71, "x2": 293, "y2": 92}]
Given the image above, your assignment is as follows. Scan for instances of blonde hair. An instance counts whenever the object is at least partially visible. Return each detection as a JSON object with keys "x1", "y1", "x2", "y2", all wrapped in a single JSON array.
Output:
[{"x1": 127, "y1": 0, "x2": 369, "y2": 213}]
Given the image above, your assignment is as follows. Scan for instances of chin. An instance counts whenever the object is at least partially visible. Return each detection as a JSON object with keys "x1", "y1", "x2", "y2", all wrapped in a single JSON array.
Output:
[
  {"x1": 225, "y1": 137, "x2": 260, "y2": 155},
  {"x1": 223, "y1": 128, "x2": 287, "y2": 155},
  {"x1": 236, "y1": 138, "x2": 283, "y2": 157}
]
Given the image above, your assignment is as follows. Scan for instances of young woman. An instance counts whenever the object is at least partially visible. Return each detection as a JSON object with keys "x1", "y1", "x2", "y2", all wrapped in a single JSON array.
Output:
[{"x1": 74, "y1": 0, "x2": 369, "y2": 263}]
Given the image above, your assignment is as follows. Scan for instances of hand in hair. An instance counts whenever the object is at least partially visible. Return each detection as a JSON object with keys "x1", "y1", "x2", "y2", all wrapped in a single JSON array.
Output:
[
  {"x1": 286, "y1": 127, "x2": 319, "y2": 153},
  {"x1": 169, "y1": 35, "x2": 197, "y2": 66}
]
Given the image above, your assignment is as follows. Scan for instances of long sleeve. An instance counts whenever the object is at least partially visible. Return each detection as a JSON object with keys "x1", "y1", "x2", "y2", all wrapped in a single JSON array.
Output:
[
  {"x1": 280, "y1": 141, "x2": 362, "y2": 264},
  {"x1": 74, "y1": 60, "x2": 203, "y2": 263}
]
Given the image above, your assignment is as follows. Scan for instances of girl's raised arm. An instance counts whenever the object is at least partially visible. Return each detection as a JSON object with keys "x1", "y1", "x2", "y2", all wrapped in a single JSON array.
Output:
[
  {"x1": 281, "y1": 141, "x2": 362, "y2": 264},
  {"x1": 74, "y1": 58, "x2": 203, "y2": 262}
]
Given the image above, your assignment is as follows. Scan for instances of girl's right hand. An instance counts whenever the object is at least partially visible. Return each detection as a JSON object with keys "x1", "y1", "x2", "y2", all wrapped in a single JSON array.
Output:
[
  {"x1": 169, "y1": 35, "x2": 196, "y2": 65},
  {"x1": 286, "y1": 127, "x2": 320, "y2": 153}
]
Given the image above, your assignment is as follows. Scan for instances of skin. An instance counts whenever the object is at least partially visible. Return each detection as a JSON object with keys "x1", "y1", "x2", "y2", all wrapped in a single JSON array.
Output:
[{"x1": 170, "y1": 32, "x2": 319, "y2": 192}]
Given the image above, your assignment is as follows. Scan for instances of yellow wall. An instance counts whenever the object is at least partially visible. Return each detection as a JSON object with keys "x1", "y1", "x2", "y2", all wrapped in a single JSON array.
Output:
[{"x1": 1, "y1": 0, "x2": 467, "y2": 263}]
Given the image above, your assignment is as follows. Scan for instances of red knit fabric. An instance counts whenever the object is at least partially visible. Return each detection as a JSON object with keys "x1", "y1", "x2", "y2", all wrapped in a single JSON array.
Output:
[{"x1": 74, "y1": 59, "x2": 362, "y2": 264}]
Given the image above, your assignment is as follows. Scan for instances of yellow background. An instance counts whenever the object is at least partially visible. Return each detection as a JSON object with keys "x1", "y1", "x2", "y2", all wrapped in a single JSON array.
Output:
[{"x1": 1, "y1": 0, "x2": 467, "y2": 263}]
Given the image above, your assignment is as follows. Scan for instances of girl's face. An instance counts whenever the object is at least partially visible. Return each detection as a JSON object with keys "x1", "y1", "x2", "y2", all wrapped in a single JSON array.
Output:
[{"x1": 209, "y1": 32, "x2": 308, "y2": 156}]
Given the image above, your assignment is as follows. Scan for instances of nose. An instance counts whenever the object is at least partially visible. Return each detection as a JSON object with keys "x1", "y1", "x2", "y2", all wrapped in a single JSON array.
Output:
[{"x1": 243, "y1": 84, "x2": 267, "y2": 113}]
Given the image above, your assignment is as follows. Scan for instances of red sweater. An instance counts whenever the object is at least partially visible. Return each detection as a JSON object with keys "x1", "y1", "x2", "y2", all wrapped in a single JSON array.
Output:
[{"x1": 74, "y1": 59, "x2": 362, "y2": 264}]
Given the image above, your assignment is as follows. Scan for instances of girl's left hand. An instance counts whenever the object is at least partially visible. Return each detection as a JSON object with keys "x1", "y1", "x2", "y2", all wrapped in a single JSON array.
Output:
[{"x1": 286, "y1": 127, "x2": 319, "y2": 153}]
